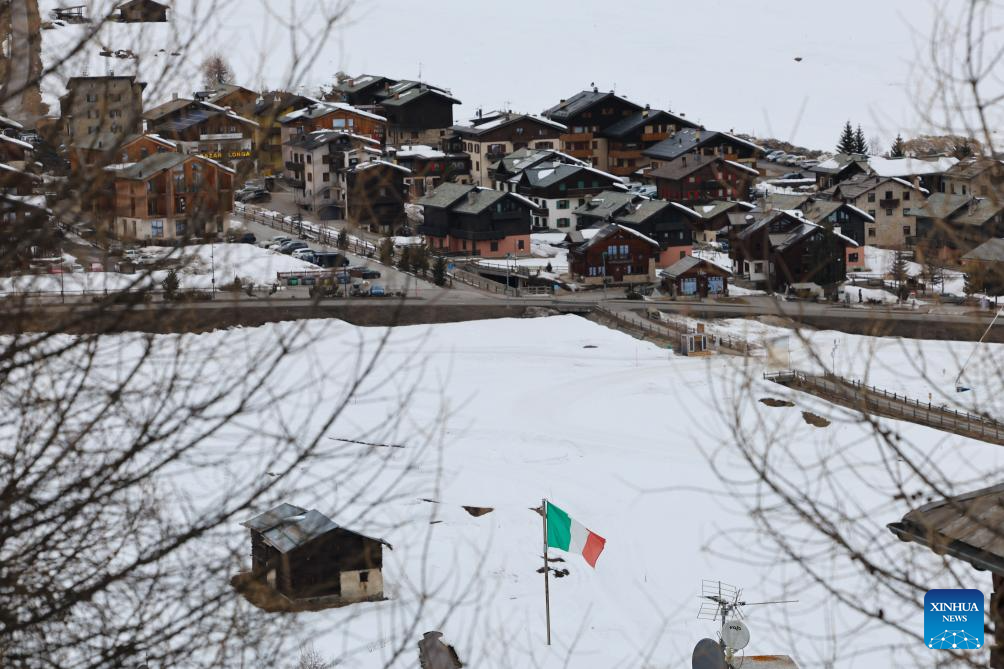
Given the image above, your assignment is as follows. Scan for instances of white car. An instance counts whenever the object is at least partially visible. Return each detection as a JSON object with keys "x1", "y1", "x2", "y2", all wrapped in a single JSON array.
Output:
[{"x1": 291, "y1": 248, "x2": 315, "y2": 261}]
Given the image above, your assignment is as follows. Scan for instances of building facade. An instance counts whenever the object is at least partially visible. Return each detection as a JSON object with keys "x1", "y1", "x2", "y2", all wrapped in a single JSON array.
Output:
[
  {"x1": 451, "y1": 112, "x2": 565, "y2": 185},
  {"x1": 60, "y1": 75, "x2": 146, "y2": 147},
  {"x1": 417, "y1": 182, "x2": 535, "y2": 258}
]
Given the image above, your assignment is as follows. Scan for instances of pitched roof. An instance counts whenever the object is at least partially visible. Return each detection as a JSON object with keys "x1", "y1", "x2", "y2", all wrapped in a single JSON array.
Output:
[
  {"x1": 693, "y1": 200, "x2": 751, "y2": 219},
  {"x1": 600, "y1": 108, "x2": 697, "y2": 139},
  {"x1": 285, "y1": 129, "x2": 379, "y2": 151},
  {"x1": 643, "y1": 128, "x2": 763, "y2": 161},
  {"x1": 661, "y1": 254, "x2": 732, "y2": 278},
  {"x1": 240, "y1": 503, "x2": 391, "y2": 554},
  {"x1": 0, "y1": 115, "x2": 24, "y2": 130},
  {"x1": 416, "y1": 182, "x2": 477, "y2": 209},
  {"x1": 810, "y1": 153, "x2": 869, "y2": 175},
  {"x1": 576, "y1": 223, "x2": 660, "y2": 252},
  {"x1": 279, "y1": 100, "x2": 386, "y2": 124},
  {"x1": 825, "y1": 173, "x2": 921, "y2": 200},
  {"x1": 888, "y1": 482, "x2": 1004, "y2": 574},
  {"x1": 333, "y1": 74, "x2": 397, "y2": 95},
  {"x1": 518, "y1": 162, "x2": 622, "y2": 189},
  {"x1": 0, "y1": 133, "x2": 33, "y2": 151},
  {"x1": 648, "y1": 155, "x2": 727, "y2": 181},
  {"x1": 944, "y1": 156, "x2": 1004, "y2": 180},
  {"x1": 911, "y1": 192, "x2": 973, "y2": 219},
  {"x1": 963, "y1": 237, "x2": 1004, "y2": 262},
  {"x1": 143, "y1": 97, "x2": 195, "y2": 121},
  {"x1": 113, "y1": 151, "x2": 188, "y2": 179},
  {"x1": 542, "y1": 90, "x2": 642, "y2": 123},
  {"x1": 380, "y1": 84, "x2": 460, "y2": 107},
  {"x1": 350, "y1": 158, "x2": 411, "y2": 174},
  {"x1": 452, "y1": 113, "x2": 565, "y2": 136},
  {"x1": 494, "y1": 148, "x2": 586, "y2": 178}
]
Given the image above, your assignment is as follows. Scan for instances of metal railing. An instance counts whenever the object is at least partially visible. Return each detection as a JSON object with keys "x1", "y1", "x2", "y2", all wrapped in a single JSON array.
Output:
[
  {"x1": 234, "y1": 204, "x2": 375, "y2": 257},
  {"x1": 764, "y1": 370, "x2": 1004, "y2": 444}
]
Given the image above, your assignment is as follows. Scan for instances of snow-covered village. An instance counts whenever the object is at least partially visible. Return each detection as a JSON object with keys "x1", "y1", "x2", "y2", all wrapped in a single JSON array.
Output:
[{"x1": 4, "y1": 1, "x2": 1004, "y2": 667}]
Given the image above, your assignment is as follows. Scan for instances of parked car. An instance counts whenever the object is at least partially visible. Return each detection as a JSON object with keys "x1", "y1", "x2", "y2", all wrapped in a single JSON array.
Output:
[
  {"x1": 238, "y1": 232, "x2": 256, "y2": 244},
  {"x1": 136, "y1": 254, "x2": 159, "y2": 266},
  {"x1": 237, "y1": 188, "x2": 271, "y2": 203},
  {"x1": 780, "y1": 172, "x2": 806, "y2": 180},
  {"x1": 766, "y1": 150, "x2": 785, "y2": 161},
  {"x1": 369, "y1": 284, "x2": 386, "y2": 297},
  {"x1": 799, "y1": 159, "x2": 819, "y2": 169},
  {"x1": 123, "y1": 249, "x2": 141, "y2": 261},
  {"x1": 312, "y1": 251, "x2": 350, "y2": 268},
  {"x1": 291, "y1": 248, "x2": 315, "y2": 261},
  {"x1": 264, "y1": 236, "x2": 292, "y2": 250},
  {"x1": 360, "y1": 269, "x2": 381, "y2": 279},
  {"x1": 277, "y1": 240, "x2": 308, "y2": 255}
]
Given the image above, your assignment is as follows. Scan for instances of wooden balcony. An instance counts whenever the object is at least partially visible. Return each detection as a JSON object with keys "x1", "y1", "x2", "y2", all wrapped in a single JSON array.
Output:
[
  {"x1": 879, "y1": 199, "x2": 900, "y2": 209},
  {"x1": 560, "y1": 132, "x2": 593, "y2": 143}
]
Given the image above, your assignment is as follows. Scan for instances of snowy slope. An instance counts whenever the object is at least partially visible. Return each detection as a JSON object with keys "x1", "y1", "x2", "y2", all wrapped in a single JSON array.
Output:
[{"x1": 43, "y1": 314, "x2": 1002, "y2": 668}]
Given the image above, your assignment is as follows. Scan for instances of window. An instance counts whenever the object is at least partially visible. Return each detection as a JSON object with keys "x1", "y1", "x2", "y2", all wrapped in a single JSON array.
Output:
[
  {"x1": 849, "y1": 252, "x2": 859, "y2": 263},
  {"x1": 558, "y1": 183, "x2": 567, "y2": 192},
  {"x1": 175, "y1": 220, "x2": 187, "y2": 237},
  {"x1": 151, "y1": 220, "x2": 164, "y2": 237},
  {"x1": 322, "y1": 172, "x2": 330, "y2": 182},
  {"x1": 903, "y1": 225, "x2": 911, "y2": 236},
  {"x1": 868, "y1": 228, "x2": 876, "y2": 238},
  {"x1": 867, "y1": 192, "x2": 876, "y2": 203},
  {"x1": 680, "y1": 250, "x2": 687, "y2": 259},
  {"x1": 307, "y1": 154, "x2": 312, "y2": 164},
  {"x1": 518, "y1": 239, "x2": 525, "y2": 251},
  {"x1": 490, "y1": 241, "x2": 499, "y2": 252},
  {"x1": 902, "y1": 208, "x2": 910, "y2": 217},
  {"x1": 556, "y1": 200, "x2": 569, "y2": 209},
  {"x1": 885, "y1": 208, "x2": 893, "y2": 216},
  {"x1": 903, "y1": 191, "x2": 910, "y2": 201},
  {"x1": 884, "y1": 191, "x2": 893, "y2": 200},
  {"x1": 557, "y1": 218, "x2": 570, "y2": 228},
  {"x1": 359, "y1": 571, "x2": 369, "y2": 583}
]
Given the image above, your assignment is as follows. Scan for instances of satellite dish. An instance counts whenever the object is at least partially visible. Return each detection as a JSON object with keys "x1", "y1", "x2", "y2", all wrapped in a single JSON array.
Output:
[
  {"x1": 692, "y1": 638, "x2": 727, "y2": 669},
  {"x1": 722, "y1": 618, "x2": 751, "y2": 650}
]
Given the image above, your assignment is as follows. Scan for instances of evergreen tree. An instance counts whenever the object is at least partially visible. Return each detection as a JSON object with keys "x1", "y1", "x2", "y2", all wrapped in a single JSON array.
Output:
[
  {"x1": 853, "y1": 125, "x2": 869, "y2": 155},
  {"x1": 336, "y1": 228, "x2": 348, "y2": 250},
  {"x1": 162, "y1": 269, "x2": 179, "y2": 300},
  {"x1": 890, "y1": 251, "x2": 909, "y2": 300},
  {"x1": 432, "y1": 255, "x2": 448, "y2": 287},
  {"x1": 411, "y1": 245, "x2": 429, "y2": 277},
  {"x1": 889, "y1": 134, "x2": 906, "y2": 158},
  {"x1": 964, "y1": 266, "x2": 984, "y2": 296},
  {"x1": 837, "y1": 121, "x2": 856, "y2": 154},
  {"x1": 379, "y1": 238, "x2": 394, "y2": 265}
]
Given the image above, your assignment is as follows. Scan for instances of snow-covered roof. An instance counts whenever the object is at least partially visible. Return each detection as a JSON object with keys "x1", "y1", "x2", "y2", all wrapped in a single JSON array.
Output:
[
  {"x1": 867, "y1": 156, "x2": 959, "y2": 177},
  {"x1": 352, "y1": 159, "x2": 411, "y2": 174},
  {"x1": 395, "y1": 144, "x2": 446, "y2": 159},
  {"x1": 0, "y1": 114, "x2": 24, "y2": 129},
  {"x1": 199, "y1": 100, "x2": 260, "y2": 127},
  {"x1": 280, "y1": 100, "x2": 387, "y2": 124},
  {"x1": 725, "y1": 159, "x2": 760, "y2": 175},
  {"x1": 507, "y1": 192, "x2": 540, "y2": 210},
  {"x1": 845, "y1": 203, "x2": 875, "y2": 222},
  {"x1": 669, "y1": 201, "x2": 700, "y2": 218}
]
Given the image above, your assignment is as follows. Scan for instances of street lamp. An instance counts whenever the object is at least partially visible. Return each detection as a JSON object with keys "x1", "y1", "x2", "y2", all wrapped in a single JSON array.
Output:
[
  {"x1": 210, "y1": 238, "x2": 216, "y2": 298},
  {"x1": 505, "y1": 252, "x2": 514, "y2": 299}
]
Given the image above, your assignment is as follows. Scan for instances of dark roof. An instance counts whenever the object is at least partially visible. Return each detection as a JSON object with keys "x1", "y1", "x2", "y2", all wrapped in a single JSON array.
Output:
[
  {"x1": 143, "y1": 97, "x2": 194, "y2": 121},
  {"x1": 600, "y1": 109, "x2": 698, "y2": 139},
  {"x1": 911, "y1": 192, "x2": 972, "y2": 219},
  {"x1": 944, "y1": 156, "x2": 1004, "y2": 181},
  {"x1": 493, "y1": 148, "x2": 585, "y2": 179},
  {"x1": 573, "y1": 190, "x2": 687, "y2": 225},
  {"x1": 952, "y1": 199, "x2": 1004, "y2": 227},
  {"x1": 241, "y1": 503, "x2": 391, "y2": 554},
  {"x1": 575, "y1": 223, "x2": 660, "y2": 252},
  {"x1": 643, "y1": 128, "x2": 763, "y2": 161},
  {"x1": 963, "y1": 238, "x2": 1004, "y2": 262},
  {"x1": 119, "y1": 0, "x2": 168, "y2": 8},
  {"x1": 824, "y1": 173, "x2": 918, "y2": 200},
  {"x1": 542, "y1": 90, "x2": 642, "y2": 123},
  {"x1": 888, "y1": 483, "x2": 1004, "y2": 574},
  {"x1": 379, "y1": 83, "x2": 460, "y2": 107},
  {"x1": 648, "y1": 155, "x2": 725, "y2": 181},
  {"x1": 334, "y1": 74, "x2": 397, "y2": 95},
  {"x1": 114, "y1": 152, "x2": 188, "y2": 179},
  {"x1": 284, "y1": 129, "x2": 377, "y2": 151},
  {"x1": 416, "y1": 182, "x2": 477, "y2": 209},
  {"x1": 662, "y1": 255, "x2": 731, "y2": 278},
  {"x1": 451, "y1": 113, "x2": 565, "y2": 137}
]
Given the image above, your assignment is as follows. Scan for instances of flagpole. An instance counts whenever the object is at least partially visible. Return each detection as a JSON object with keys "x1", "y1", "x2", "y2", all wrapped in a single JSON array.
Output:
[{"x1": 543, "y1": 497, "x2": 551, "y2": 646}]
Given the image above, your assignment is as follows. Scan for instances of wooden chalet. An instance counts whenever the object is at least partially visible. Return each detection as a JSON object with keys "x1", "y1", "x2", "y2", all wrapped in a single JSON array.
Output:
[
  {"x1": 573, "y1": 190, "x2": 695, "y2": 268},
  {"x1": 330, "y1": 74, "x2": 400, "y2": 107},
  {"x1": 661, "y1": 255, "x2": 731, "y2": 297},
  {"x1": 242, "y1": 503, "x2": 389, "y2": 602},
  {"x1": 378, "y1": 81, "x2": 461, "y2": 148},
  {"x1": 279, "y1": 99, "x2": 387, "y2": 147},
  {"x1": 810, "y1": 153, "x2": 870, "y2": 190},
  {"x1": 143, "y1": 98, "x2": 259, "y2": 171},
  {"x1": 646, "y1": 154, "x2": 758, "y2": 205},
  {"x1": 345, "y1": 159, "x2": 410, "y2": 234},
  {"x1": 942, "y1": 156, "x2": 1004, "y2": 198},
  {"x1": 1, "y1": 194, "x2": 59, "y2": 268},
  {"x1": 451, "y1": 111, "x2": 565, "y2": 185},
  {"x1": 0, "y1": 162, "x2": 42, "y2": 196},
  {"x1": 416, "y1": 182, "x2": 535, "y2": 258},
  {"x1": 283, "y1": 130, "x2": 380, "y2": 217},
  {"x1": 642, "y1": 128, "x2": 762, "y2": 172},
  {"x1": 0, "y1": 132, "x2": 33, "y2": 170},
  {"x1": 542, "y1": 87, "x2": 644, "y2": 168},
  {"x1": 599, "y1": 107, "x2": 700, "y2": 177},
  {"x1": 488, "y1": 147, "x2": 584, "y2": 191},
  {"x1": 110, "y1": 152, "x2": 234, "y2": 241},
  {"x1": 392, "y1": 144, "x2": 471, "y2": 198},
  {"x1": 508, "y1": 160, "x2": 625, "y2": 230},
  {"x1": 729, "y1": 209, "x2": 855, "y2": 291},
  {"x1": 117, "y1": 0, "x2": 168, "y2": 22},
  {"x1": 758, "y1": 194, "x2": 871, "y2": 270},
  {"x1": 888, "y1": 484, "x2": 1004, "y2": 667},
  {"x1": 567, "y1": 222, "x2": 660, "y2": 285},
  {"x1": 688, "y1": 200, "x2": 755, "y2": 244},
  {"x1": 912, "y1": 192, "x2": 1004, "y2": 262}
]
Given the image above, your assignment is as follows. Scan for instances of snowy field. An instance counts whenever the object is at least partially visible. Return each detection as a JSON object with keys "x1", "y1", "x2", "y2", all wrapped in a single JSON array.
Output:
[
  {"x1": 39, "y1": 314, "x2": 1004, "y2": 667},
  {"x1": 0, "y1": 243, "x2": 316, "y2": 294}
]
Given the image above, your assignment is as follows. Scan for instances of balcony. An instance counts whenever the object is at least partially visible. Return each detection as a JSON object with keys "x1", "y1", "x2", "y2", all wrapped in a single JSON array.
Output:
[
  {"x1": 561, "y1": 132, "x2": 593, "y2": 142},
  {"x1": 285, "y1": 161, "x2": 305, "y2": 172},
  {"x1": 879, "y1": 199, "x2": 900, "y2": 209}
]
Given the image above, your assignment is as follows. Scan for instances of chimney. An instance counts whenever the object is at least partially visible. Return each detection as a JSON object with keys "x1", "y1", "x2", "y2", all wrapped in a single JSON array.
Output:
[
  {"x1": 642, "y1": 109, "x2": 649, "y2": 118},
  {"x1": 559, "y1": 99, "x2": 566, "y2": 104}
]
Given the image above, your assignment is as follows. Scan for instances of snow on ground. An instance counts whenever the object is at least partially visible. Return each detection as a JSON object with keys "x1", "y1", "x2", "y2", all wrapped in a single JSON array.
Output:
[
  {"x1": 46, "y1": 314, "x2": 1004, "y2": 667},
  {"x1": 0, "y1": 243, "x2": 317, "y2": 294},
  {"x1": 852, "y1": 246, "x2": 923, "y2": 277}
]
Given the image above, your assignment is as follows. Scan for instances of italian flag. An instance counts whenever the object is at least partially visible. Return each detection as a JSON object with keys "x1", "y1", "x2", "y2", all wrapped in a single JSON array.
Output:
[{"x1": 545, "y1": 501, "x2": 606, "y2": 568}]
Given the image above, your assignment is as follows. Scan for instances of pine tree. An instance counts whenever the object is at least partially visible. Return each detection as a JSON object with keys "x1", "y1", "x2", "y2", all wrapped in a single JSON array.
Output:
[
  {"x1": 432, "y1": 255, "x2": 447, "y2": 287},
  {"x1": 837, "y1": 121, "x2": 856, "y2": 154},
  {"x1": 336, "y1": 228, "x2": 348, "y2": 250},
  {"x1": 889, "y1": 134, "x2": 906, "y2": 158},
  {"x1": 964, "y1": 267, "x2": 983, "y2": 296},
  {"x1": 162, "y1": 269, "x2": 179, "y2": 300},
  {"x1": 411, "y1": 245, "x2": 429, "y2": 277},
  {"x1": 853, "y1": 125, "x2": 869, "y2": 155},
  {"x1": 379, "y1": 238, "x2": 394, "y2": 265}
]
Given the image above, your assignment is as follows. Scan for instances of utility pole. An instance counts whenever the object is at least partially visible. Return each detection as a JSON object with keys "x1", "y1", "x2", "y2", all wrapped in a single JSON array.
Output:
[{"x1": 542, "y1": 498, "x2": 551, "y2": 646}]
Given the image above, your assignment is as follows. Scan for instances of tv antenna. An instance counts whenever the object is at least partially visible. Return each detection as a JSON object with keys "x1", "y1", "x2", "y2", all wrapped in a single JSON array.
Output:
[{"x1": 695, "y1": 580, "x2": 797, "y2": 667}]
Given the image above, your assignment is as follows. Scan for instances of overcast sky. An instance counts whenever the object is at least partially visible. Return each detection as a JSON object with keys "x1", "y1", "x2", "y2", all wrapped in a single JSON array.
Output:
[
  {"x1": 269, "y1": 0, "x2": 942, "y2": 151},
  {"x1": 43, "y1": 0, "x2": 987, "y2": 152}
]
